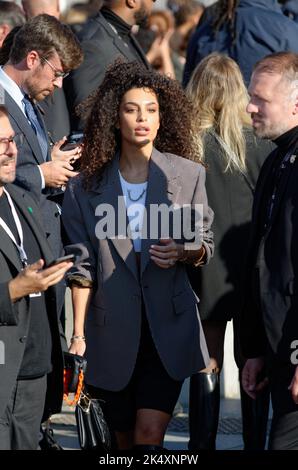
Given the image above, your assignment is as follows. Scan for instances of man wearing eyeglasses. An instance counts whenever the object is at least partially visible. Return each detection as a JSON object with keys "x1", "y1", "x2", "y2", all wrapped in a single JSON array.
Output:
[
  {"x1": 0, "y1": 14, "x2": 83, "y2": 304},
  {"x1": 0, "y1": 104, "x2": 74, "y2": 449}
]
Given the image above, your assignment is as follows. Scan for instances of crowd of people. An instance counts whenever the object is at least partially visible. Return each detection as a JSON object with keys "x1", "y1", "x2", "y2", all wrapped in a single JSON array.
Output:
[{"x1": 0, "y1": 0, "x2": 298, "y2": 453}]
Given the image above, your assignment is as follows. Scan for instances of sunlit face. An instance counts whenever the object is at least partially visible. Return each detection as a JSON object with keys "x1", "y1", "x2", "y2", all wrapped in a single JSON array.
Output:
[
  {"x1": 0, "y1": 113, "x2": 17, "y2": 189},
  {"x1": 119, "y1": 87, "x2": 160, "y2": 148},
  {"x1": 25, "y1": 51, "x2": 64, "y2": 101},
  {"x1": 247, "y1": 71, "x2": 298, "y2": 140}
]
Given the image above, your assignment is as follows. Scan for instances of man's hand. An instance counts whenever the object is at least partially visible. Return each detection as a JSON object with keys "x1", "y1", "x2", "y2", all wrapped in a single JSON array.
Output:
[
  {"x1": 40, "y1": 160, "x2": 79, "y2": 188},
  {"x1": 242, "y1": 357, "x2": 268, "y2": 399},
  {"x1": 51, "y1": 136, "x2": 82, "y2": 163},
  {"x1": 288, "y1": 366, "x2": 298, "y2": 404},
  {"x1": 8, "y1": 259, "x2": 73, "y2": 302}
]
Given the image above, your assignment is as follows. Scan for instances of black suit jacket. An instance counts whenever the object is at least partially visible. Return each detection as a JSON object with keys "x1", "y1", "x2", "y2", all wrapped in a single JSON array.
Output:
[
  {"x1": 4, "y1": 91, "x2": 63, "y2": 260},
  {"x1": 0, "y1": 184, "x2": 64, "y2": 420},
  {"x1": 241, "y1": 142, "x2": 298, "y2": 363},
  {"x1": 40, "y1": 88, "x2": 71, "y2": 143},
  {"x1": 65, "y1": 12, "x2": 150, "y2": 130}
]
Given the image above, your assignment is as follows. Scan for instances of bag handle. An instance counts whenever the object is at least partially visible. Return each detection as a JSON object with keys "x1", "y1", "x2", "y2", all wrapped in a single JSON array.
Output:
[{"x1": 63, "y1": 366, "x2": 85, "y2": 406}]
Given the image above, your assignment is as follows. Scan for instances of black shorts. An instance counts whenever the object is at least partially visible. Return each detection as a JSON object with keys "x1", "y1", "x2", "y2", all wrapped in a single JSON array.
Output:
[{"x1": 86, "y1": 314, "x2": 183, "y2": 432}]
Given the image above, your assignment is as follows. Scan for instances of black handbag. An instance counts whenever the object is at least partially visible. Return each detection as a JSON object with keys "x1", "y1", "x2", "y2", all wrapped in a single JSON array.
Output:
[{"x1": 75, "y1": 390, "x2": 112, "y2": 451}]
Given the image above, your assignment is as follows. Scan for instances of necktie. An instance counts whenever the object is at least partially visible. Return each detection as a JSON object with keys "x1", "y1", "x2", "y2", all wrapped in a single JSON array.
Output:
[{"x1": 22, "y1": 95, "x2": 48, "y2": 161}]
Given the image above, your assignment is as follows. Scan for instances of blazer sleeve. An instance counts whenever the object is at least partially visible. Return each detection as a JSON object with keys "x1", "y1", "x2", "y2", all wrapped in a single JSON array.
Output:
[
  {"x1": 0, "y1": 283, "x2": 19, "y2": 326},
  {"x1": 61, "y1": 179, "x2": 97, "y2": 286},
  {"x1": 15, "y1": 155, "x2": 44, "y2": 205},
  {"x1": 192, "y1": 164, "x2": 214, "y2": 264}
]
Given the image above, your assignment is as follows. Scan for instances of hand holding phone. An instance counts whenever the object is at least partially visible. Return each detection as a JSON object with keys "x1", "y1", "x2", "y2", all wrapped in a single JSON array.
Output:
[
  {"x1": 47, "y1": 254, "x2": 76, "y2": 268},
  {"x1": 60, "y1": 132, "x2": 84, "y2": 151}
]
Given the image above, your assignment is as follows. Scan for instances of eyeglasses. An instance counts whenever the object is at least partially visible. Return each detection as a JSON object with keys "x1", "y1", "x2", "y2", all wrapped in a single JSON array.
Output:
[
  {"x1": 0, "y1": 134, "x2": 24, "y2": 155},
  {"x1": 41, "y1": 57, "x2": 69, "y2": 80}
]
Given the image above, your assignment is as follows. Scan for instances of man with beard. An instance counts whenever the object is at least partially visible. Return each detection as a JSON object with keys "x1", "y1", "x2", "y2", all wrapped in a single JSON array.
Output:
[
  {"x1": 0, "y1": 14, "x2": 83, "y2": 267},
  {"x1": 241, "y1": 52, "x2": 298, "y2": 449},
  {"x1": 0, "y1": 17, "x2": 83, "y2": 449},
  {"x1": 66, "y1": 0, "x2": 154, "y2": 131},
  {"x1": 0, "y1": 104, "x2": 74, "y2": 449}
]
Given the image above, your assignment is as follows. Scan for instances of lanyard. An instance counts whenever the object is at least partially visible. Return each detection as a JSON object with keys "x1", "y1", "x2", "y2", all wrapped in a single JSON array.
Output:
[{"x1": 0, "y1": 188, "x2": 28, "y2": 267}]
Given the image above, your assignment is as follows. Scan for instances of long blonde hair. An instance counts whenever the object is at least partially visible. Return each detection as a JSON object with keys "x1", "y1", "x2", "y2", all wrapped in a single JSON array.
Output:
[{"x1": 186, "y1": 53, "x2": 251, "y2": 172}]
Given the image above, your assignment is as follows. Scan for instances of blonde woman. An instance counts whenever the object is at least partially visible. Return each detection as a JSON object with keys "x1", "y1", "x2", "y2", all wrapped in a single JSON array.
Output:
[{"x1": 186, "y1": 53, "x2": 273, "y2": 450}]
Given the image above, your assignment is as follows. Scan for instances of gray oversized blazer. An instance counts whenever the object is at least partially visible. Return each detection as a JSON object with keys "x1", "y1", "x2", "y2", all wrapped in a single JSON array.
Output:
[{"x1": 61, "y1": 148, "x2": 214, "y2": 391}]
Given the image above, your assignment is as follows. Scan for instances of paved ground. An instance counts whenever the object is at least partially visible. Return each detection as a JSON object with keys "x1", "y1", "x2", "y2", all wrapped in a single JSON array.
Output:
[{"x1": 51, "y1": 398, "x2": 248, "y2": 451}]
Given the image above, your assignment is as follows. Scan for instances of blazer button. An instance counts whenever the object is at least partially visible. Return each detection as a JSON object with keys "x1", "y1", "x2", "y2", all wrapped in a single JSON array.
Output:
[{"x1": 19, "y1": 336, "x2": 27, "y2": 343}]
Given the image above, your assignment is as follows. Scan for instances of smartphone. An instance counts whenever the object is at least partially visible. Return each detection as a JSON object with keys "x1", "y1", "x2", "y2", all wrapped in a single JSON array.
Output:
[
  {"x1": 60, "y1": 132, "x2": 84, "y2": 151},
  {"x1": 47, "y1": 254, "x2": 76, "y2": 267}
]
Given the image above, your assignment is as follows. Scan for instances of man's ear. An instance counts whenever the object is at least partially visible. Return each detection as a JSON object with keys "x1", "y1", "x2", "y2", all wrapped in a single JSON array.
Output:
[
  {"x1": 26, "y1": 50, "x2": 40, "y2": 70},
  {"x1": 0, "y1": 24, "x2": 10, "y2": 47},
  {"x1": 126, "y1": 0, "x2": 138, "y2": 9}
]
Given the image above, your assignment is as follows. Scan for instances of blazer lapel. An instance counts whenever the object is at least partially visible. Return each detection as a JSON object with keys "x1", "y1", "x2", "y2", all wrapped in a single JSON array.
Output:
[
  {"x1": 35, "y1": 103, "x2": 51, "y2": 161},
  {"x1": 129, "y1": 33, "x2": 151, "y2": 69},
  {"x1": 250, "y1": 149, "x2": 276, "y2": 243},
  {"x1": 89, "y1": 159, "x2": 139, "y2": 282},
  {"x1": 140, "y1": 149, "x2": 182, "y2": 276},
  {"x1": 266, "y1": 149, "x2": 298, "y2": 235},
  {"x1": 5, "y1": 185, "x2": 54, "y2": 266},
  {"x1": 5, "y1": 92, "x2": 45, "y2": 164},
  {"x1": 0, "y1": 226, "x2": 22, "y2": 272}
]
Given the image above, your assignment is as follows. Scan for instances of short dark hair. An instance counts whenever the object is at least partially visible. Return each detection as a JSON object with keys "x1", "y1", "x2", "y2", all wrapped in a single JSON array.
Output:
[
  {"x1": 0, "y1": 1, "x2": 25, "y2": 29},
  {"x1": 9, "y1": 14, "x2": 83, "y2": 71}
]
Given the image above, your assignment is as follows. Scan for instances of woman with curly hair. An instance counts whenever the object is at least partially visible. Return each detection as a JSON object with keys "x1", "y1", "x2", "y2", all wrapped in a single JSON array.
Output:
[
  {"x1": 186, "y1": 53, "x2": 273, "y2": 450},
  {"x1": 61, "y1": 60, "x2": 214, "y2": 452}
]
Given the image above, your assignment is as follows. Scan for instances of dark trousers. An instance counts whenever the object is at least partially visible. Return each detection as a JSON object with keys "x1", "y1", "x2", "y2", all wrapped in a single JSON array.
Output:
[
  {"x1": 0, "y1": 375, "x2": 47, "y2": 450},
  {"x1": 268, "y1": 359, "x2": 298, "y2": 450}
]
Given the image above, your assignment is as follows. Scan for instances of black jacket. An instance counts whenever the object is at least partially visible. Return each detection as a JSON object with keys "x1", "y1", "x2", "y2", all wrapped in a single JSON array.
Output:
[
  {"x1": 241, "y1": 136, "x2": 298, "y2": 362},
  {"x1": 188, "y1": 129, "x2": 273, "y2": 322},
  {"x1": 66, "y1": 11, "x2": 150, "y2": 131},
  {"x1": 0, "y1": 185, "x2": 64, "y2": 420}
]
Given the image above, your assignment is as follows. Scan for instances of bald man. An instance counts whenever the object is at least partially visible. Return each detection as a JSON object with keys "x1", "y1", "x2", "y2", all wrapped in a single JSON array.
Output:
[
  {"x1": 66, "y1": 0, "x2": 153, "y2": 130},
  {"x1": 0, "y1": 1, "x2": 25, "y2": 47},
  {"x1": 22, "y1": 0, "x2": 60, "y2": 19}
]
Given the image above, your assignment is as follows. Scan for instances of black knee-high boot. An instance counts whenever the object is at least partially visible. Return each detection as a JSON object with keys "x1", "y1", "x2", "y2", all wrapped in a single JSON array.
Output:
[
  {"x1": 239, "y1": 378, "x2": 270, "y2": 450},
  {"x1": 188, "y1": 371, "x2": 220, "y2": 450}
]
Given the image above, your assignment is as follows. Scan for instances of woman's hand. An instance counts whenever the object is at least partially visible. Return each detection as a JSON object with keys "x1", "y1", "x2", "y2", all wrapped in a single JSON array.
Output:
[
  {"x1": 149, "y1": 238, "x2": 183, "y2": 269},
  {"x1": 69, "y1": 337, "x2": 86, "y2": 356}
]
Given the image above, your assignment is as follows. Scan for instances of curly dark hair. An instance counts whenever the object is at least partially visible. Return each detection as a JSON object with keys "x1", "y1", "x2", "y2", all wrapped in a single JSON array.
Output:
[{"x1": 80, "y1": 60, "x2": 200, "y2": 190}]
